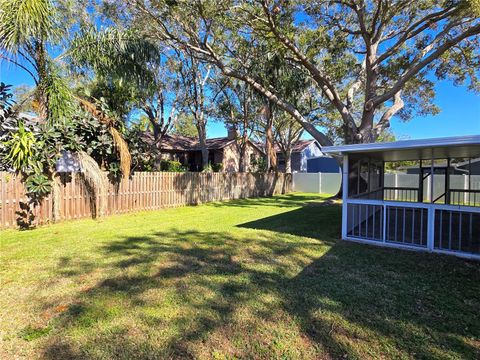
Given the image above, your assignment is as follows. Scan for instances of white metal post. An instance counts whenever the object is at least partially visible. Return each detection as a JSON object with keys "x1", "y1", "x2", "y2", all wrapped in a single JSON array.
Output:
[
  {"x1": 427, "y1": 155, "x2": 435, "y2": 251},
  {"x1": 427, "y1": 206, "x2": 435, "y2": 251},
  {"x1": 394, "y1": 173, "x2": 398, "y2": 200},
  {"x1": 342, "y1": 155, "x2": 349, "y2": 240},
  {"x1": 464, "y1": 175, "x2": 468, "y2": 205}
]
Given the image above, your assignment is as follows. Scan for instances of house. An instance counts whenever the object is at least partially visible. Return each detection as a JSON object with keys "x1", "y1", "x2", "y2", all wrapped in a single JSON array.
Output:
[
  {"x1": 145, "y1": 130, "x2": 265, "y2": 172},
  {"x1": 323, "y1": 135, "x2": 480, "y2": 260},
  {"x1": 276, "y1": 139, "x2": 323, "y2": 172},
  {"x1": 457, "y1": 157, "x2": 480, "y2": 175}
]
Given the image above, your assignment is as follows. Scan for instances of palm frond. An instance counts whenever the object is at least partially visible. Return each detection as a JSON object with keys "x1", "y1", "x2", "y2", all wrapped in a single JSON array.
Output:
[
  {"x1": 67, "y1": 27, "x2": 160, "y2": 87},
  {"x1": 0, "y1": 0, "x2": 58, "y2": 52},
  {"x1": 77, "y1": 151, "x2": 106, "y2": 218},
  {"x1": 44, "y1": 60, "x2": 74, "y2": 123},
  {"x1": 75, "y1": 96, "x2": 131, "y2": 178},
  {"x1": 75, "y1": 96, "x2": 114, "y2": 126},
  {"x1": 110, "y1": 127, "x2": 131, "y2": 179}
]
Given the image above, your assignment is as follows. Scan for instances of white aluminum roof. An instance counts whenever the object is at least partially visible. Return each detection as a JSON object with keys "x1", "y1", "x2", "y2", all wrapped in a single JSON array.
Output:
[{"x1": 322, "y1": 135, "x2": 480, "y2": 162}]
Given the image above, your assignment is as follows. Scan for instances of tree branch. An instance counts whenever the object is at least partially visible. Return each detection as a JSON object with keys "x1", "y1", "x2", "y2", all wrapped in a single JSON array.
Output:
[
  {"x1": 374, "y1": 91, "x2": 404, "y2": 137},
  {"x1": 374, "y1": 22, "x2": 480, "y2": 107}
]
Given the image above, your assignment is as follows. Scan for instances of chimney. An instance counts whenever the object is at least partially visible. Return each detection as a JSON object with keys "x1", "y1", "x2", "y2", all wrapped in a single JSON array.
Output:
[{"x1": 227, "y1": 126, "x2": 238, "y2": 140}]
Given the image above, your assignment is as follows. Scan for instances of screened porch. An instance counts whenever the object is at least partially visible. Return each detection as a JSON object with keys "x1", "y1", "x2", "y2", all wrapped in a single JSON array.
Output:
[{"x1": 323, "y1": 135, "x2": 480, "y2": 260}]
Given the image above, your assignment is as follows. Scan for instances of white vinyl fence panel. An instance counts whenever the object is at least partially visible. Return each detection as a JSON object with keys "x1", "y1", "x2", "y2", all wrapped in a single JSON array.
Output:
[
  {"x1": 293, "y1": 172, "x2": 342, "y2": 195},
  {"x1": 384, "y1": 174, "x2": 480, "y2": 203}
]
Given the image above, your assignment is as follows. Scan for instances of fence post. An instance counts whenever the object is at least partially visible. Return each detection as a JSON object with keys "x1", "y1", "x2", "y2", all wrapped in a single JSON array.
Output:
[
  {"x1": 341, "y1": 155, "x2": 349, "y2": 240},
  {"x1": 318, "y1": 173, "x2": 322, "y2": 193}
]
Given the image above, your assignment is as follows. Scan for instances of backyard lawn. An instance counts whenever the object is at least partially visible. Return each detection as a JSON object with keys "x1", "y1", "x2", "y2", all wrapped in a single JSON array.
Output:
[{"x1": 1, "y1": 193, "x2": 479, "y2": 359}]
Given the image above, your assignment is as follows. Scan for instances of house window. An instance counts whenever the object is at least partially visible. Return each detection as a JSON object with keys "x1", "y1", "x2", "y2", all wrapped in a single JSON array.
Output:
[{"x1": 208, "y1": 151, "x2": 215, "y2": 164}]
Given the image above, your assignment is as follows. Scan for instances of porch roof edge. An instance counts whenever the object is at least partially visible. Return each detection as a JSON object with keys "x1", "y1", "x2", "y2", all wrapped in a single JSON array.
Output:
[{"x1": 322, "y1": 135, "x2": 480, "y2": 155}]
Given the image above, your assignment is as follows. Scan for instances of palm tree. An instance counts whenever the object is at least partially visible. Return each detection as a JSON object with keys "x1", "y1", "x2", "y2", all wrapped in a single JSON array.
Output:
[
  {"x1": 0, "y1": 0, "x2": 135, "y2": 174},
  {"x1": 0, "y1": 0, "x2": 64, "y2": 120},
  {"x1": 0, "y1": 0, "x2": 136, "y2": 220}
]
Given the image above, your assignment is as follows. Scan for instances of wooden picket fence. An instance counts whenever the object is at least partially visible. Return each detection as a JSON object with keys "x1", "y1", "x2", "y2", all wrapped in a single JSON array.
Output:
[{"x1": 0, "y1": 171, "x2": 291, "y2": 229}]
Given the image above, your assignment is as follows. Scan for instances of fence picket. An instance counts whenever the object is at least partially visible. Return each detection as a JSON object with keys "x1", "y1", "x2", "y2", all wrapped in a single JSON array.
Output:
[{"x1": 0, "y1": 171, "x2": 291, "y2": 228}]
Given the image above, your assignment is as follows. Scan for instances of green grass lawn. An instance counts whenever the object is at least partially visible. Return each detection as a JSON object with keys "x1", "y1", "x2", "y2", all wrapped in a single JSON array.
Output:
[{"x1": 1, "y1": 193, "x2": 479, "y2": 359}]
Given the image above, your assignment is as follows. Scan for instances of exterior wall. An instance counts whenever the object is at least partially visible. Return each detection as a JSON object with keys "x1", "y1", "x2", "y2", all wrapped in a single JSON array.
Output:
[
  {"x1": 277, "y1": 142, "x2": 323, "y2": 173},
  {"x1": 291, "y1": 152, "x2": 302, "y2": 172},
  {"x1": 341, "y1": 155, "x2": 480, "y2": 260},
  {"x1": 222, "y1": 143, "x2": 240, "y2": 172},
  {"x1": 299, "y1": 143, "x2": 323, "y2": 172},
  {"x1": 213, "y1": 150, "x2": 223, "y2": 165},
  {"x1": 222, "y1": 142, "x2": 264, "y2": 172}
]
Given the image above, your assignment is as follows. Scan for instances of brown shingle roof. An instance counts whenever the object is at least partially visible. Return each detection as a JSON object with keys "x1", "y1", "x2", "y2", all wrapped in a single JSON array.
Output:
[
  {"x1": 142, "y1": 133, "x2": 235, "y2": 151},
  {"x1": 266, "y1": 139, "x2": 318, "y2": 153}
]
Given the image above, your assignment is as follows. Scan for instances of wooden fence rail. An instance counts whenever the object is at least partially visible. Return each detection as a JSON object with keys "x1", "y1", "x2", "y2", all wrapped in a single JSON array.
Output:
[{"x1": 0, "y1": 171, "x2": 291, "y2": 229}]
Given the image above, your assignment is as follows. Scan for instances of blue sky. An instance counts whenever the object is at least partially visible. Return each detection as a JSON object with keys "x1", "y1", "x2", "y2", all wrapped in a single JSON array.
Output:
[{"x1": 1, "y1": 62, "x2": 479, "y2": 141}]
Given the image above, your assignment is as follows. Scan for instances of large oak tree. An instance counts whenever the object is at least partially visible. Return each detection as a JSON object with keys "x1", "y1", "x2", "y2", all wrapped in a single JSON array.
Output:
[{"x1": 119, "y1": 0, "x2": 479, "y2": 144}]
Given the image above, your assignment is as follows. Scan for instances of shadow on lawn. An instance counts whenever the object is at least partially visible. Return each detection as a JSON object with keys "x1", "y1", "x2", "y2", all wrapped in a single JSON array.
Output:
[
  {"x1": 209, "y1": 193, "x2": 326, "y2": 209},
  {"x1": 41, "y1": 204, "x2": 480, "y2": 359},
  {"x1": 238, "y1": 201, "x2": 342, "y2": 241}
]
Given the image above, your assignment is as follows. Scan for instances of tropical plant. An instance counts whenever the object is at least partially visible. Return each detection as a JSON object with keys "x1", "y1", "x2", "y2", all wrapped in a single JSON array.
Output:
[
  {"x1": 0, "y1": 0, "x2": 74, "y2": 122},
  {"x1": 3, "y1": 122, "x2": 36, "y2": 171},
  {"x1": 24, "y1": 173, "x2": 52, "y2": 198},
  {"x1": 0, "y1": 0, "x2": 133, "y2": 177}
]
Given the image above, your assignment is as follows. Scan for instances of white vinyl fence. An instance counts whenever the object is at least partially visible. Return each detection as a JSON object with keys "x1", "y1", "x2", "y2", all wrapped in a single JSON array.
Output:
[
  {"x1": 384, "y1": 173, "x2": 480, "y2": 203},
  {"x1": 292, "y1": 172, "x2": 480, "y2": 200},
  {"x1": 292, "y1": 172, "x2": 342, "y2": 195}
]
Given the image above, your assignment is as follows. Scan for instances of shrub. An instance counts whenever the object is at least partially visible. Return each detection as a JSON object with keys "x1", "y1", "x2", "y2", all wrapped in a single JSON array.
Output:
[
  {"x1": 160, "y1": 160, "x2": 186, "y2": 172},
  {"x1": 211, "y1": 163, "x2": 223, "y2": 172}
]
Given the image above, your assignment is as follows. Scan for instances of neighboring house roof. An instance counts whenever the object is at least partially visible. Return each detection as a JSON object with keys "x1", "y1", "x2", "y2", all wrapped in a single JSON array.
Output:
[
  {"x1": 257, "y1": 139, "x2": 320, "y2": 153},
  {"x1": 289, "y1": 139, "x2": 318, "y2": 153},
  {"x1": 143, "y1": 133, "x2": 264, "y2": 153}
]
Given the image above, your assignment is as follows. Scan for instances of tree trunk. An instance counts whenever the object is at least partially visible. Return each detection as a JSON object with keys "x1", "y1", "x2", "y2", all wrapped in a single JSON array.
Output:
[
  {"x1": 152, "y1": 124, "x2": 163, "y2": 171},
  {"x1": 238, "y1": 141, "x2": 247, "y2": 172},
  {"x1": 197, "y1": 124, "x2": 208, "y2": 170},
  {"x1": 34, "y1": 40, "x2": 48, "y2": 121},
  {"x1": 284, "y1": 148, "x2": 292, "y2": 174},
  {"x1": 264, "y1": 101, "x2": 277, "y2": 171},
  {"x1": 154, "y1": 152, "x2": 163, "y2": 171},
  {"x1": 51, "y1": 172, "x2": 62, "y2": 222}
]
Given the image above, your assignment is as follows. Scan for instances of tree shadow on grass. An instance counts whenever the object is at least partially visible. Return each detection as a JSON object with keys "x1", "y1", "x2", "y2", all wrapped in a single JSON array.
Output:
[
  {"x1": 40, "y1": 215, "x2": 480, "y2": 359},
  {"x1": 284, "y1": 242, "x2": 480, "y2": 358},
  {"x1": 208, "y1": 193, "x2": 328, "y2": 209},
  {"x1": 42, "y1": 229, "x2": 315, "y2": 359},
  {"x1": 238, "y1": 201, "x2": 342, "y2": 241}
]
